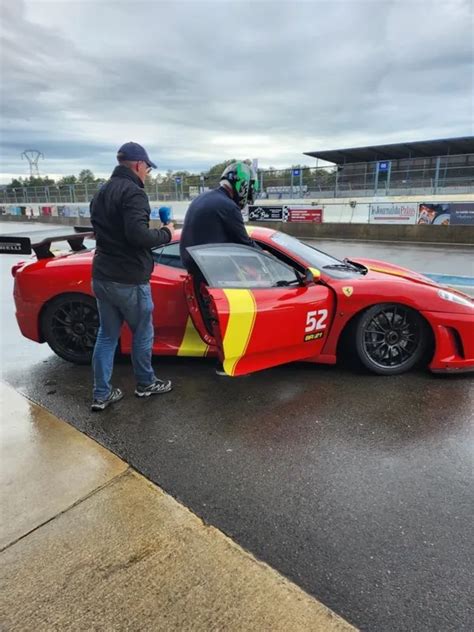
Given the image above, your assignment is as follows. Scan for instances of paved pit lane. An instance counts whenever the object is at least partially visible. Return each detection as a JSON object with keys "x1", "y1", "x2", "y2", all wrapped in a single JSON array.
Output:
[{"x1": 1, "y1": 222, "x2": 473, "y2": 631}]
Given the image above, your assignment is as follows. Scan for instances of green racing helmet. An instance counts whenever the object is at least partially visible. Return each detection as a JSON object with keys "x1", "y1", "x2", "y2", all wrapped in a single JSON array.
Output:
[{"x1": 220, "y1": 162, "x2": 255, "y2": 208}]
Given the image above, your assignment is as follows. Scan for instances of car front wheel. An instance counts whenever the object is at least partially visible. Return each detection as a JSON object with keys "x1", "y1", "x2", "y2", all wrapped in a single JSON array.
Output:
[
  {"x1": 354, "y1": 303, "x2": 428, "y2": 375},
  {"x1": 42, "y1": 293, "x2": 99, "y2": 364}
]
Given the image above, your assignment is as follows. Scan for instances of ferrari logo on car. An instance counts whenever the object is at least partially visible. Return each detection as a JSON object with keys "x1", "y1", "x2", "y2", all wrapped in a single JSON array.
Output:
[{"x1": 342, "y1": 286, "x2": 354, "y2": 297}]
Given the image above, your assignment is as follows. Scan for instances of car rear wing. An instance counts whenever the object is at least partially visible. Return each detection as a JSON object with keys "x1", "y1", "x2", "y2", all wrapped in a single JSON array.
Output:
[{"x1": 0, "y1": 226, "x2": 95, "y2": 259}]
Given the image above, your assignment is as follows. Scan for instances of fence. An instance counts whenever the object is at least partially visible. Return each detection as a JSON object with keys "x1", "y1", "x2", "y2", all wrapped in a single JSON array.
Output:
[{"x1": 1, "y1": 156, "x2": 473, "y2": 204}]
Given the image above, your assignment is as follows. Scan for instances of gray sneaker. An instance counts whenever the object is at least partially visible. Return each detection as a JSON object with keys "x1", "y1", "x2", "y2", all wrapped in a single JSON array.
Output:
[
  {"x1": 91, "y1": 387, "x2": 124, "y2": 412},
  {"x1": 135, "y1": 379, "x2": 173, "y2": 398}
]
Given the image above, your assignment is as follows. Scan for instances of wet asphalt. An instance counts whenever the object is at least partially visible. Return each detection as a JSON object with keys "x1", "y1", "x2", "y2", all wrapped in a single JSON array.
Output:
[
  {"x1": 306, "y1": 238, "x2": 474, "y2": 280},
  {"x1": 1, "y1": 222, "x2": 473, "y2": 632}
]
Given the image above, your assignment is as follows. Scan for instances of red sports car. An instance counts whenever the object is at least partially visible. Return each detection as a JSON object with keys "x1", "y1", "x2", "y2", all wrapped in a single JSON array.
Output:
[{"x1": 1, "y1": 226, "x2": 473, "y2": 375}]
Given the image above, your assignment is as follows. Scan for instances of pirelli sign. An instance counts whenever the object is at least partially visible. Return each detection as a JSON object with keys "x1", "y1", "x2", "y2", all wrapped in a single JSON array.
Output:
[{"x1": 0, "y1": 237, "x2": 32, "y2": 255}]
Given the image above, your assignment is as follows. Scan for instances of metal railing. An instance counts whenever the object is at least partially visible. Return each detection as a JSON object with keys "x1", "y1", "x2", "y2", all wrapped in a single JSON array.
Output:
[{"x1": 1, "y1": 161, "x2": 473, "y2": 206}]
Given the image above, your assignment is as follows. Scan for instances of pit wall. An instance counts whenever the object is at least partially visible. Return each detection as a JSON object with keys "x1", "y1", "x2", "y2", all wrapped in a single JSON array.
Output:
[
  {"x1": 253, "y1": 221, "x2": 474, "y2": 245},
  {"x1": 1, "y1": 214, "x2": 473, "y2": 245},
  {"x1": 1, "y1": 192, "x2": 474, "y2": 223}
]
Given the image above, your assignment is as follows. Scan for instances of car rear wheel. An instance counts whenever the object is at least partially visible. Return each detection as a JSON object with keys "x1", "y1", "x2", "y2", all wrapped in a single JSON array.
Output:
[
  {"x1": 42, "y1": 293, "x2": 99, "y2": 364},
  {"x1": 354, "y1": 303, "x2": 427, "y2": 375}
]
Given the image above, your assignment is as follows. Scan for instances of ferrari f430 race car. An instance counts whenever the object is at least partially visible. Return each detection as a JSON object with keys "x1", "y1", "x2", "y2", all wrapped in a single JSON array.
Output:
[{"x1": 1, "y1": 226, "x2": 473, "y2": 376}]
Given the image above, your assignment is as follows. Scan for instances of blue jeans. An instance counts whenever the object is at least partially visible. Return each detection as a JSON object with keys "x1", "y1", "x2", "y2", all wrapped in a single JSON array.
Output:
[{"x1": 92, "y1": 279, "x2": 156, "y2": 400}]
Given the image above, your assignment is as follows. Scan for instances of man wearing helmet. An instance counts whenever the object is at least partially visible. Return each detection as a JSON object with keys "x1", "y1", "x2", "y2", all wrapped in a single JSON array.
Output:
[
  {"x1": 179, "y1": 161, "x2": 259, "y2": 271},
  {"x1": 180, "y1": 161, "x2": 260, "y2": 375}
]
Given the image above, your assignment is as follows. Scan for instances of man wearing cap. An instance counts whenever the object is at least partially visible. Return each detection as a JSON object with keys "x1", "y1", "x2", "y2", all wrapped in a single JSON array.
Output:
[{"x1": 90, "y1": 142, "x2": 174, "y2": 411}]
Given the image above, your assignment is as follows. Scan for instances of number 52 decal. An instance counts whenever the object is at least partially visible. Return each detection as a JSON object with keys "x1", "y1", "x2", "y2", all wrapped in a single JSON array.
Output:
[
  {"x1": 305, "y1": 309, "x2": 328, "y2": 333},
  {"x1": 304, "y1": 309, "x2": 328, "y2": 341}
]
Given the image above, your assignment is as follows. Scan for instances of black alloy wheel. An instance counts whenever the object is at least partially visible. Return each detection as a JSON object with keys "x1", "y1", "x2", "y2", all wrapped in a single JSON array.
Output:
[
  {"x1": 42, "y1": 293, "x2": 99, "y2": 364},
  {"x1": 354, "y1": 303, "x2": 428, "y2": 375}
]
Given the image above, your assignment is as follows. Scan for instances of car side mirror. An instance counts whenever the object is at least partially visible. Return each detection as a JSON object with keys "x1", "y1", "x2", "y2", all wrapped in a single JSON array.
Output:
[
  {"x1": 296, "y1": 268, "x2": 318, "y2": 286},
  {"x1": 301, "y1": 268, "x2": 321, "y2": 286},
  {"x1": 304, "y1": 269, "x2": 315, "y2": 285}
]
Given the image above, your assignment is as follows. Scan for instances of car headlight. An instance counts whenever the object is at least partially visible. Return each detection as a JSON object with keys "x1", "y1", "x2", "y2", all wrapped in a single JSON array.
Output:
[{"x1": 438, "y1": 289, "x2": 474, "y2": 308}]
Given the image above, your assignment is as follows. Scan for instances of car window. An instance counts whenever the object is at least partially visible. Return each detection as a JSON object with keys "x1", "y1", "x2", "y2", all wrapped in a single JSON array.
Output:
[
  {"x1": 253, "y1": 240, "x2": 306, "y2": 273},
  {"x1": 153, "y1": 242, "x2": 185, "y2": 269},
  {"x1": 270, "y1": 231, "x2": 362, "y2": 278},
  {"x1": 270, "y1": 231, "x2": 342, "y2": 268},
  {"x1": 187, "y1": 244, "x2": 300, "y2": 288}
]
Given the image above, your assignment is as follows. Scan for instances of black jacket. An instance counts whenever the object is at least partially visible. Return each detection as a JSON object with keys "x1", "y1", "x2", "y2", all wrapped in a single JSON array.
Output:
[
  {"x1": 91, "y1": 166, "x2": 171, "y2": 284},
  {"x1": 179, "y1": 186, "x2": 256, "y2": 271}
]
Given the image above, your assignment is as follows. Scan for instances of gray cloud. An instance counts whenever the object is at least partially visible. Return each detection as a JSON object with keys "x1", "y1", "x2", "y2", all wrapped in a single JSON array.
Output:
[{"x1": 0, "y1": 0, "x2": 472, "y2": 181}]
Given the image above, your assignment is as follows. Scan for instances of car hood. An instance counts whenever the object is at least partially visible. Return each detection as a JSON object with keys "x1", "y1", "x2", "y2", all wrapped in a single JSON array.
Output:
[
  {"x1": 339, "y1": 257, "x2": 474, "y2": 313},
  {"x1": 350, "y1": 257, "x2": 438, "y2": 287}
]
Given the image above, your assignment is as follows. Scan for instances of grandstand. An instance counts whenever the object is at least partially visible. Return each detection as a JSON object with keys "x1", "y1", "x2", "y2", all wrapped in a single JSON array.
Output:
[{"x1": 304, "y1": 136, "x2": 474, "y2": 197}]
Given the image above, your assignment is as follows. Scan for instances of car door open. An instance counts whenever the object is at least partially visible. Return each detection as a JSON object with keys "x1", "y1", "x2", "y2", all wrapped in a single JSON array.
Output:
[{"x1": 186, "y1": 244, "x2": 335, "y2": 376}]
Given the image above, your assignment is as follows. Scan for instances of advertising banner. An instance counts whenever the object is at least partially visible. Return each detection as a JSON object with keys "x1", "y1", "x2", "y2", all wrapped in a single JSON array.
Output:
[
  {"x1": 0, "y1": 205, "x2": 35, "y2": 216},
  {"x1": 450, "y1": 203, "x2": 474, "y2": 225},
  {"x1": 9, "y1": 206, "x2": 22, "y2": 216},
  {"x1": 56, "y1": 205, "x2": 91, "y2": 218},
  {"x1": 57, "y1": 205, "x2": 77, "y2": 217},
  {"x1": 266, "y1": 186, "x2": 308, "y2": 197},
  {"x1": 77, "y1": 205, "x2": 90, "y2": 218},
  {"x1": 188, "y1": 186, "x2": 200, "y2": 199},
  {"x1": 248, "y1": 205, "x2": 286, "y2": 221},
  {"x1": 40, "y1": 206, "x2": 56, "y2": 216},
  {"x1": 417, "y1": 203, "x2": 451, "y2": 225},
  {"x1": 369, "y1": 203, "x2": 417, "y2": 224},
  {"x1": 418, "y1": 202, "x2": 474, "y2": 226},
  {"x1": 286, "y1": 206, "x2": 323, "y2": 223}
]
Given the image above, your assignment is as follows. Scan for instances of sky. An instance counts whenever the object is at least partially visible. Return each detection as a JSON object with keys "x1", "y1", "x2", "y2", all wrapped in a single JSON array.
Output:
[{"x1": 0, "y1": 0, "x2": 473, "y2": 183}]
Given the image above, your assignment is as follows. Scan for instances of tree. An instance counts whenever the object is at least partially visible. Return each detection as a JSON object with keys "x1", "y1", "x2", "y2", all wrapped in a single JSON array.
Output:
[
  {"x1": 7, "y1": 176, "x2": 55, "y2": 188},
  {"x1": 312, "y1": 167, "x2": 336, "y2": 188},
  {"x1": 78, "y1": 169, "x2": 96, "y2": 183},
  {"x1": 162, "y1": 169, "x2": 174, "y2": 183},
  {"x1": 6, "y1": 178, "x2": 25, "y2": 190},
  {"x1": 143, "y1": 172, "x2": 155, "y2": 188},
  {"x1": 57, "y1": 175, "x2": 77, "y2": 186},
  {"x1": 206, "y1": 160, "x2": 236, "y2": 179},
  {"x1": 25, "y1": 176, "x2": 56, "y2": 187}
]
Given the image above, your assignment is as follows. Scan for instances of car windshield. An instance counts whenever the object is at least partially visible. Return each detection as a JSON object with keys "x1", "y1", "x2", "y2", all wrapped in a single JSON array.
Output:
[
  {"x1": 270, "y1": 232, "x2": 342, "y2": 268},
  {"x1": 270, "y1": 231, "x2": 363, "y2": 278}
]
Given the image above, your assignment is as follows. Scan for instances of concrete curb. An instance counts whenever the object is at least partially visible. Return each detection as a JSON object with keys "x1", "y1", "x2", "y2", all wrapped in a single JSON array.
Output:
[{"x1": 0, "y1": 382, "x2": 357, "y2": 631}]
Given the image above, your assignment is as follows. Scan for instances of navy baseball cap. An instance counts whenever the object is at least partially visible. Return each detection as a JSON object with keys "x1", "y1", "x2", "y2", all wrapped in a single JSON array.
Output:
[{"x1": 116, "y1": 142, "x2": 157, "y2": 169}]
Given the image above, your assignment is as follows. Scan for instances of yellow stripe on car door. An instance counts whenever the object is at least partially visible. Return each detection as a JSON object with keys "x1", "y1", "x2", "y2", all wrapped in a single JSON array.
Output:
[
  {"x1": 222, "y1": 289, "x2": 257, "y2": 376},
  {"x1": 178, "y1": 316, "x2": 209, "y2": 357}
]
